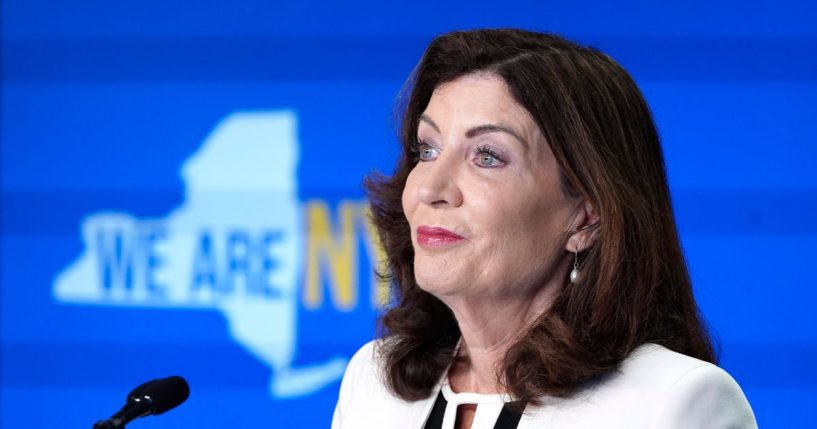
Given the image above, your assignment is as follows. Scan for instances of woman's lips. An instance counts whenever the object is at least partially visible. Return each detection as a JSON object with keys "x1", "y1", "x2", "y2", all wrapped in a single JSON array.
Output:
[{"x1": 416, "y1": 226, "x2": 465, "y2": 248}]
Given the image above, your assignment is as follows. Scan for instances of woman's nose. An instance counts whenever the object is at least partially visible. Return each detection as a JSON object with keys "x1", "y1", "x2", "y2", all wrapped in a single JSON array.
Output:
[{"x1": 416, "y1": 158, "x2": 464, "y2": 208}]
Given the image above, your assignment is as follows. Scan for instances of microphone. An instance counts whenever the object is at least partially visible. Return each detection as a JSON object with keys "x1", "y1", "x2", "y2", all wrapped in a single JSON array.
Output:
[{"x1": 93, "y1": 376, "x2": 190, "y2": 429}]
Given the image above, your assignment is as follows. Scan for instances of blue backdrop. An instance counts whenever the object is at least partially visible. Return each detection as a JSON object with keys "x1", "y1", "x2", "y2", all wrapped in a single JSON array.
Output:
[{"x1": 2, "y1": 1, "x2": 816, "y2": 427}]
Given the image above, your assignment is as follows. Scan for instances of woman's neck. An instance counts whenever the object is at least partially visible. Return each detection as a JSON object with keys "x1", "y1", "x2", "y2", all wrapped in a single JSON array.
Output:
[{"x1": 443, "y1": 284, "x2": 560, "y2": 394}]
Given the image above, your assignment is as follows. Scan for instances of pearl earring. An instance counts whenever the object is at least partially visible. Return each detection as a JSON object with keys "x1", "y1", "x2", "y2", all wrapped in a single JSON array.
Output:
[{"x1": 570, "y1": 251, "x2": 580, "y2": 283}]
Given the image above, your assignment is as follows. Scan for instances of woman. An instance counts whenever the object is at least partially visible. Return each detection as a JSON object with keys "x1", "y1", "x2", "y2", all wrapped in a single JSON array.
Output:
[{"x1": 332, "y1": 29, "x2": 756, "y2": 429}]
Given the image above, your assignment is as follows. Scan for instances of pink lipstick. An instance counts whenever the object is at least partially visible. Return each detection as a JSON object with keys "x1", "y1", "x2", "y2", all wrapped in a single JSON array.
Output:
[{"x1": 416, "y1": 226, "x2": 465, "y2": 248}]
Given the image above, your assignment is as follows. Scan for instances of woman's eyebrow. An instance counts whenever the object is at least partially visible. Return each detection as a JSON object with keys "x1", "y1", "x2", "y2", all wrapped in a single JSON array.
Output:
[
  {"x1": 465, "y1": 124, "x2": 529, "y2": 149},
  {"x1": 419, "y1": 114, "x2": 529, "y2": 148},
  {"x1": 419, "y1": 114, "x2": 441, "y2": 133}
]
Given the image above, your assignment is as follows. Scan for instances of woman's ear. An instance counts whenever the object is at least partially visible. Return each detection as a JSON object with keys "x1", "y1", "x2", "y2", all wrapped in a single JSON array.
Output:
[{"x1": 566, "y1": 200, "x2": 599, "y2": 253}]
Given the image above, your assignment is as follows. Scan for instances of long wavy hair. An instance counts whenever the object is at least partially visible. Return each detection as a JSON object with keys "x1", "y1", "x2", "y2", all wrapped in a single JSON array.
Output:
[{"x1": 365, "y1": 29, "x2": 715, "y2": 404}]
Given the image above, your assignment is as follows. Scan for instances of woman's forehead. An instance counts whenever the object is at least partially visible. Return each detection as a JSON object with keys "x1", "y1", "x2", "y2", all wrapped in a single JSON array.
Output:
[
  {"x1": 420, "y1": 73, "x2": 545, "y2": 145},
  {"x1": 427, "y1": 75, "x2": 532, "y2": 120}
]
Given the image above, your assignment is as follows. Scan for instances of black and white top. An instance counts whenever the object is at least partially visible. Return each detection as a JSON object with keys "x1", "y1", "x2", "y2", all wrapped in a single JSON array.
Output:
[
  {"x1": 423, "y1": 383, "x2": 523, "y2": 429},
  {"x1": 331, "y1": 341, "x2": 757, "y2": 429}
]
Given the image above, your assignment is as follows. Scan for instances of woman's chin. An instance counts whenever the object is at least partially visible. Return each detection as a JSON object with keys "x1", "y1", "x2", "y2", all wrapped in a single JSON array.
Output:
[{"x1": 414, "y1": 274, "x2": 467, "y2": 299}]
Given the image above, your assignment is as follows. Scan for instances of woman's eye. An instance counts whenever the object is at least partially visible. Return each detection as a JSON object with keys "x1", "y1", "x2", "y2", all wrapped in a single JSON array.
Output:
[
  {"x1": 417, "y1": 142, "x2": 439, "y2": 161},
  {"x1": 478, "y1": 153, "x2": 499, "y2": 167},
  {"x1": 475, "y1": 147, "x2": 503, "y2": 167}
]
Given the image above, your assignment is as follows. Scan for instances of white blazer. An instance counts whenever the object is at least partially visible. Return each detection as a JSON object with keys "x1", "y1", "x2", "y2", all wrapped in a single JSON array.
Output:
[{"x1": 331, "y1": 341, "x2": 757, "y2": 429}]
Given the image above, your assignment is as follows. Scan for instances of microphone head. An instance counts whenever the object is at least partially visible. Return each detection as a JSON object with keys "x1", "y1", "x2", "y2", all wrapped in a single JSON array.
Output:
[
  {"x1": 126, "y1": 378, "x2": 156, "y2": 399},
  {"x1": 128, "y1": 376, "x2": 190, "y2": 415}
]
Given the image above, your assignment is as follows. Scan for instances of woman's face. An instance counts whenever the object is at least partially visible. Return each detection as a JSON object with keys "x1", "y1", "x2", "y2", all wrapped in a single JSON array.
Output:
[{"x1": 402, "y1": 73, "x2": 580, "y2": 300}]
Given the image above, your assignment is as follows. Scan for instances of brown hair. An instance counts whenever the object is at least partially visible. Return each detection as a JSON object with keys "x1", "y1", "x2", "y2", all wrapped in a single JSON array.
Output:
[{"x1": 365, "y1": 29, "x2": 714, "y2": 404}]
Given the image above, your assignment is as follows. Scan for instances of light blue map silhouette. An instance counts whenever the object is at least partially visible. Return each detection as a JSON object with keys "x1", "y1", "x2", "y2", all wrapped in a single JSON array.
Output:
[{"x1": 53, "y1": 111, "x2": 348, "y2": 398}]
